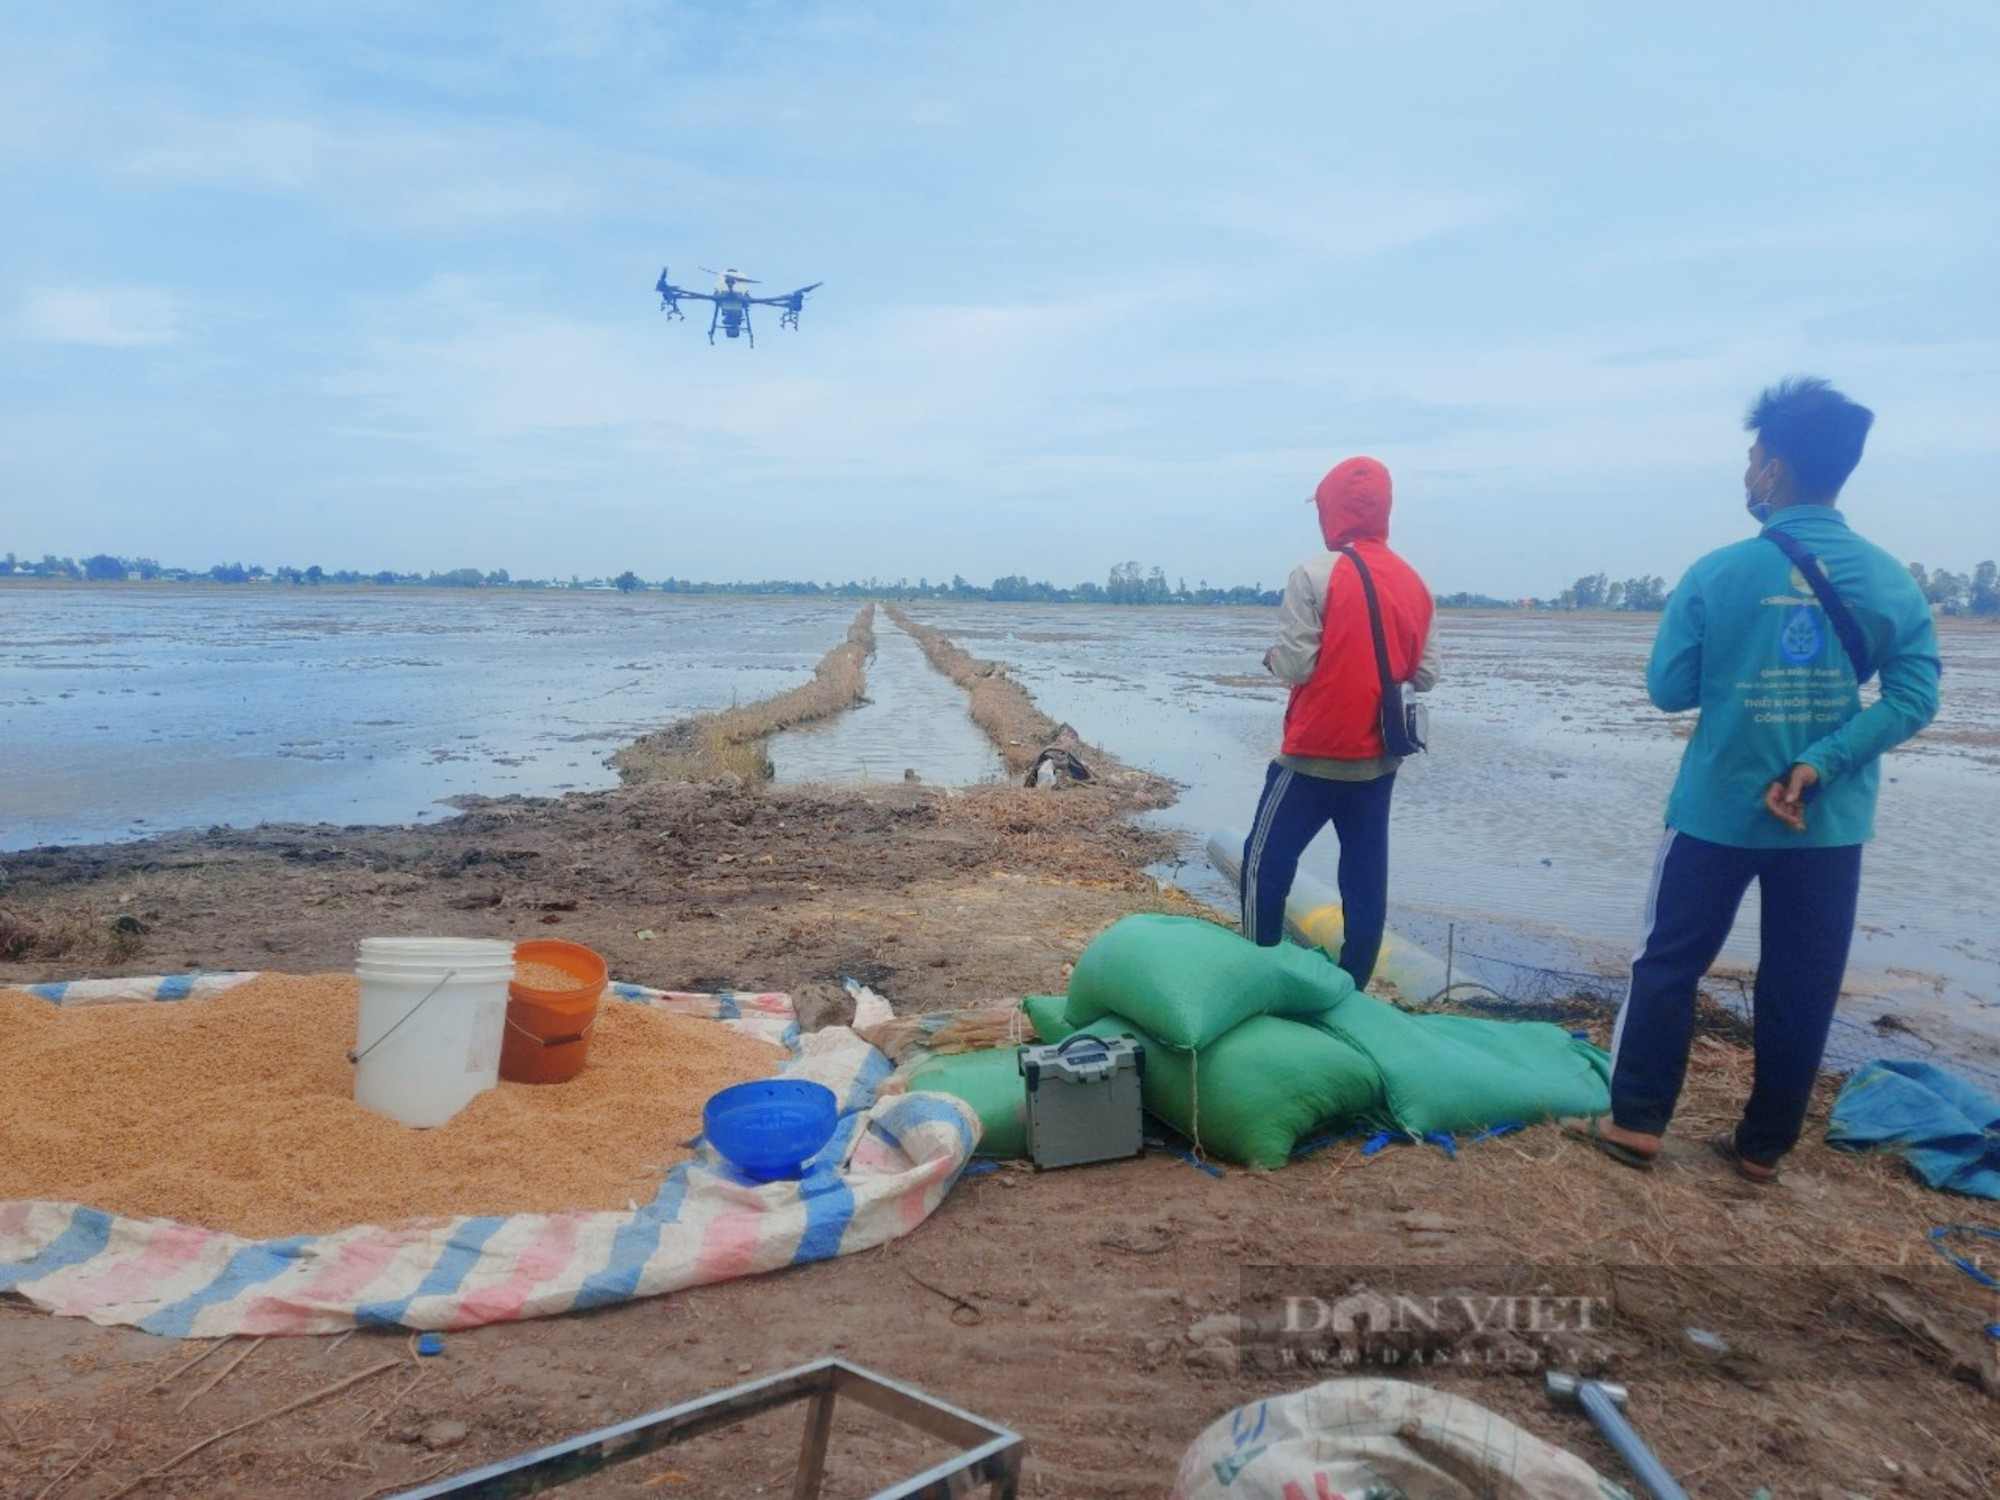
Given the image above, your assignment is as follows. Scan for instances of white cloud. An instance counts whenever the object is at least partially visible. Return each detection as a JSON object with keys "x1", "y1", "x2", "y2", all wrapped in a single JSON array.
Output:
[
  {"x1": 105, "y1": 104, "x2": 733, "y2": 237},
  {"x1": 115, "y1": 114, "x2": 320, "y2": 192},
  {"x1": 1202, "y1": 188, "x2": 1508, "y2": 261},
  {"x1": 1575, "y1": 205, "x2": 1965, "y2": 273},
  {"x1": 19, "y1": 287, "x2": 183, "y2": 347},
  {"x1": 322, "y1": 273, "x2": 1199, "y2": 475},
  {"x1": 3, "y1": 5, "x2": 1991, "y2": 593}
]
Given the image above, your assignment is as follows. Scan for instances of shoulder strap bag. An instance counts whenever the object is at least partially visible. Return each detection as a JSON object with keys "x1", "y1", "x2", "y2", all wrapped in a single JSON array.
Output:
[
  {"x1": 1761, "y1": 530, "x2": 1875, "y2": 684},
  {"x1": 1338, "y1": 545, "x2": 1428, "y2": 757}
]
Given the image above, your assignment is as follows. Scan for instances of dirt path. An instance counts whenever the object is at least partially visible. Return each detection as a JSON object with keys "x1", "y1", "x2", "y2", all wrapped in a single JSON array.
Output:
[{"x1": 3, "y1": 616, "x2": 1997, "y2": 1499}]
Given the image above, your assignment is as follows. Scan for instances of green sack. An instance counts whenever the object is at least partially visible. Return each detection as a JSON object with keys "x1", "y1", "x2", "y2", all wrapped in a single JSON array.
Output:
[
  {"x1": 1022, "y1": 994, "x2": 1071, "y2": 1043},
  {"x1": 1074, "y1": 1015, "x2": 1382, "y2": 1170},
  {"x1": 1318, "y1": 991, "x2": 1611, "y2": 1137},
  {"x1": 1066, "y1": 913, "x2": 1355, "y2": 1051},
  {"x1": 904, "y1": 1047, "x2": 1029, "y2": 1159}
]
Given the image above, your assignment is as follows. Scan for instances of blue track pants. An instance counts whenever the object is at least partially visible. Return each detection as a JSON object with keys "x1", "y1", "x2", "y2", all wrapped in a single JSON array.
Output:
[
  {"x1": 1240, "y1": 763, "x2": 1396, "y2": 989},
  {"x1": 1610, "y1": 827, "x2": 1862, "y2": 1166}
]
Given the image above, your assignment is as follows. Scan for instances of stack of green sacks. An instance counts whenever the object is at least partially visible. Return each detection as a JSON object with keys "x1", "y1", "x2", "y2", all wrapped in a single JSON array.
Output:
[
  {"x1": 1035, "y1": 914, "x2": 1613, "y2": 1168},
  {"x1": 898, "y1": 913, "x2": 1613, "y2": 1168},
  {"x1": 1023, "y1": 913, "x2": 1380, "y2": 1167}
]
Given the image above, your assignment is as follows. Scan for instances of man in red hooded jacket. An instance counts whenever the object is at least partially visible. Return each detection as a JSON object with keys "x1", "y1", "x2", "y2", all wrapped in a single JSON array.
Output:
[{"x1": 1240, "y1": 456, "x2": 1439, "y2": 988}]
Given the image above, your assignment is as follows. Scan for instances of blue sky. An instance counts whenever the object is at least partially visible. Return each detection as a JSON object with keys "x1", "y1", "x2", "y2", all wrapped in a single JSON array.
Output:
[{"x1": 3, "y1": 1, "x2": 1995, "y2": 597}]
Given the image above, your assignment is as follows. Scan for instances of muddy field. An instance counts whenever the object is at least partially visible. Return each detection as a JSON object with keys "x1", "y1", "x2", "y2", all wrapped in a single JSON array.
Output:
[{"x1": 3, "y1": 622, "x2": 1998, "y2": 1499}]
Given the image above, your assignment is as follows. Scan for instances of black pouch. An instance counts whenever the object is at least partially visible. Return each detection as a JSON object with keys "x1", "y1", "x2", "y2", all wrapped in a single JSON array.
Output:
[{"x1": 1380, "y1": 681, "x2": 1429, "y2": 756}]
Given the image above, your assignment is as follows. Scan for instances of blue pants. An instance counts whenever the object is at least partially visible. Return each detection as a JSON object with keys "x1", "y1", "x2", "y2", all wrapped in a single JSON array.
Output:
[
  {"x1": 1610, "y1": 828, "x2": 1862, "y2": 1165},
  {"x1": 1240, "y1": 763, "x2": 1396, "y2": 989}
]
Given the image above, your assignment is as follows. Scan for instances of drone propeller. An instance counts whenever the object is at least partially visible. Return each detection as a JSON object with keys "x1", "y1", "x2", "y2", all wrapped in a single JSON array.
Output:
[
  {"x1": 700, "y1": 267, "x2": 760, "y2": 284},
  {"x1": 752, "y1": 282, "x2": 823, "y2": 307}
]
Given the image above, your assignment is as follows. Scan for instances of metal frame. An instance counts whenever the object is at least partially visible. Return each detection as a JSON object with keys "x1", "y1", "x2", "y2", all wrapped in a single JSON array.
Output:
[{"x1": 391, "y1": 1358, "x2": 1024, "y2": 1499}]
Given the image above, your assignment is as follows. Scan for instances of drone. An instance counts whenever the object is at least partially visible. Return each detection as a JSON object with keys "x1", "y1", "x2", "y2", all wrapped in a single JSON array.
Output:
[{"x1": 654, "y1": 266, "x2": 822, "y2": 346}]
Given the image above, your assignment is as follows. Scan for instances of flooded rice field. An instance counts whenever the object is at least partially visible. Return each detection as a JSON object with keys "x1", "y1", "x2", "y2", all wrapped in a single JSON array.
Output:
[
  {"x1": 5, "y1": 586, "x2": 1996, "y2": 1053},
  {"x1": 0, "y1": 588, "x2": 858, "y2": 849},
  {"x1": 769, "y1": 615, "x2": 1006, "y2": 787},
  {"x1": 901, "y1": 602, "x2": 2000, "y2": 1057}
]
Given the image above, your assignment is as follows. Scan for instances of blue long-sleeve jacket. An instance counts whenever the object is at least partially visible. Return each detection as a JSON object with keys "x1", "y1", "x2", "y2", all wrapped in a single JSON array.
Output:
[{"x1": 1648, "y1": 505, "x2": 1940, "y2": 848}]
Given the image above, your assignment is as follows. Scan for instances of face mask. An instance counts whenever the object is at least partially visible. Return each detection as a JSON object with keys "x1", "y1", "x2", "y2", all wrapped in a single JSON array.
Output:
[{"x1": 1744, "y1": 462, "x2": 1776, "y2": 525}]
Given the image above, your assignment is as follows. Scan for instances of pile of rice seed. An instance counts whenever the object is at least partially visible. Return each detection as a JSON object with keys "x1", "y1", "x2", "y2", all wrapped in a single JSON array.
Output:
[{"x1": 0, "y1": 973, "x2": 784, "y2": 1239}]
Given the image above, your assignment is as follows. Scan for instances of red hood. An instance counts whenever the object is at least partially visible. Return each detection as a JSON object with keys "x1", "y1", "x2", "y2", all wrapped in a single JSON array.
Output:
[{"x1": 1314, "y1": 456, "x2": 1393, "y2": 549}]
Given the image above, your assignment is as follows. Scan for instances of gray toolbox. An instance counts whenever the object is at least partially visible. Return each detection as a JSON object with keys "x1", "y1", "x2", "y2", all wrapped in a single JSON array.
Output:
[{"x1": 1018, "y1": 1033, "x2": 1145, "y2": 1169}]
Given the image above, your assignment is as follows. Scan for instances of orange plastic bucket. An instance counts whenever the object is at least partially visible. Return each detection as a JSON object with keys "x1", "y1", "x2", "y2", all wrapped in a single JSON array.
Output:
[{"x1": 502, "y1": 940, "x2": 608, "y2": 1085}]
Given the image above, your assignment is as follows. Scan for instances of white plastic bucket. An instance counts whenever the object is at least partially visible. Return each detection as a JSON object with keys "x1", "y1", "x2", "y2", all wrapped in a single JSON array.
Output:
[
  {"x1": 360, "y1": 937, "x2": 515, "y2": 962},
  {"x1": 353, "y1": 938, "x2": 514, "y2": 1128}
]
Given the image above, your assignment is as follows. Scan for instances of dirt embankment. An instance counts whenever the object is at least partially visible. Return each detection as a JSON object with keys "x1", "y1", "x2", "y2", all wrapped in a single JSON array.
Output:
[
  {"x1": 0, "y1": 777, "x2": 1185, "y2": 1004},
  {"x1": 884, "y1": 603, "x2": 1177, "y2": 806},
  {"x1": 3, "y1": 612, "x2": 1999, "y2": 1500},
  {"x1": 612, "y1": 602, "x2": 878, "y2": 783}
]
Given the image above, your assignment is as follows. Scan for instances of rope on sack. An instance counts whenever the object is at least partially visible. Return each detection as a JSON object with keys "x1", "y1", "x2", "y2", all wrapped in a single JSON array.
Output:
[
  {"x1": 347, "y1": 971, "x2": 458, "y2": 1066},
  {"x1": 1188, "y1": 1050, "x2": 1205, "y2": 1163},
  {"x1": 1174, "y1": 1061, "x2": 1226, "y2": 1178}
]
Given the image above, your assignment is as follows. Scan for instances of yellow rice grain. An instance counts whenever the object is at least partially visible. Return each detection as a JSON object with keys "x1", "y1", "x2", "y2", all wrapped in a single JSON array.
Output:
[
  {"x1": 0, "y1": 975, "x2": 784, "y2": 1239},
  {"x1": 514, "y1": 960, "x2": 592, "y2": 992}
]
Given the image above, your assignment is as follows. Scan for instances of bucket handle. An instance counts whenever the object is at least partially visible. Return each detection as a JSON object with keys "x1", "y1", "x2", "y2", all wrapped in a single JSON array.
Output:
[
  {"x1": 506, "y1": 1013, "x2": 598, "y2": 1049},
  {"x1": 347, "y1": 969, "x2": 458, "y2": 1066}
]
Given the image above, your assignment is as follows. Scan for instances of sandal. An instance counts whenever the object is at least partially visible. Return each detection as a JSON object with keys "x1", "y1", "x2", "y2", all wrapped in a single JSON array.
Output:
[
  {"x1": 1559, "y1": 1115, "x2": 1661, "y2": 1172},
  {"x1": 1712, "y1": 1135, "x2": 1780, "y2": 1185}
]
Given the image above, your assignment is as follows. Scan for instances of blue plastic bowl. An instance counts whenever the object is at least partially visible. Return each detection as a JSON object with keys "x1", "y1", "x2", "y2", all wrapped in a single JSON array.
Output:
[{"x1": 702, "y1": 1080, "x2": 840, "y2": 1181}]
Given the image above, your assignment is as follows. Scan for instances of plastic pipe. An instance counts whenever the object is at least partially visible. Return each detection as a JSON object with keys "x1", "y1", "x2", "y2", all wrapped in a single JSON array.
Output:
[{"x1": 1577, "y1": 1380, "x2": 1688, "y2": 1500}]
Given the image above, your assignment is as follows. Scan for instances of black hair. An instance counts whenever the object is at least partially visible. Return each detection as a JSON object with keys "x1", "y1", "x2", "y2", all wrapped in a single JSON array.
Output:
[{"x1": 1745, "y1": 376, "x2": 1874, "y2": 502}]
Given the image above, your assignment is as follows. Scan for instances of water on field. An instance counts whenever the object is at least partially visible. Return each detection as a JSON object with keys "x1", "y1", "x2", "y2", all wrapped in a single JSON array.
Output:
[
  {"x1": 769, "y1": 616, "x2": 1007, "y2": 788},
  {"x1": 7, "y1": 586, "x2": 1996, "y2": 1060},
  {"x1": 901, "y1": 602, "x2": 2000, "y2": 1061},
  {"x1": 0, "y1": 588, "x2": 859, "y2": 848}
]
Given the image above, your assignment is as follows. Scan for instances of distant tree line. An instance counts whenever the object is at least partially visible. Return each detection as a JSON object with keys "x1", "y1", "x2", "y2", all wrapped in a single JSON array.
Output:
[
  {"x1": 0, "y1": 553, "x2": 519, "y2": 589},
  {"x1": 1552, "y1": 573, "x2": 1671, "y2": 612},
  {"x1": 1454, "y1": 564, "x2": 2000, "y2": 616},
  {"x1": 1, "y1": 551, "x2": 1279, "y2": 605},
  {"x1": 1908, "y1": 561, "x2": 2000, "y2": 617},
  {"x1": 7, "y1": 549, "x2": 1996, "y2": 616},
  {"x1": 1433, "y1": 574, "x2": 1678, "y2": 612},
  {"x1": 653, "y1": 562, "x2": 1279, "y2": 606}
]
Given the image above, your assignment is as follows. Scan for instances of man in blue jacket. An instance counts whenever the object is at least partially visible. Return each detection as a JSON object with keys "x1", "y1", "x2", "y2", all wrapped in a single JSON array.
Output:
[{"x1": 1565, "y1": 378, "x2": 1940, "y2": 1183}]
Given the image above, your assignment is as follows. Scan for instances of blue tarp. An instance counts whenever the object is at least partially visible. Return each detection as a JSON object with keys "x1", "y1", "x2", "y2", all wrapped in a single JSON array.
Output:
[{"x1": 1827, "y1": 1059, "x2": 2000, "y2": 1199}]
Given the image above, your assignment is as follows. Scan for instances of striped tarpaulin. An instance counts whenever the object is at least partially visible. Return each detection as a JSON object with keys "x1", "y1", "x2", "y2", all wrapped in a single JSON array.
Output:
[{"x1": 0, "y1": 977, "x2": 977, "y2": 1337}]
